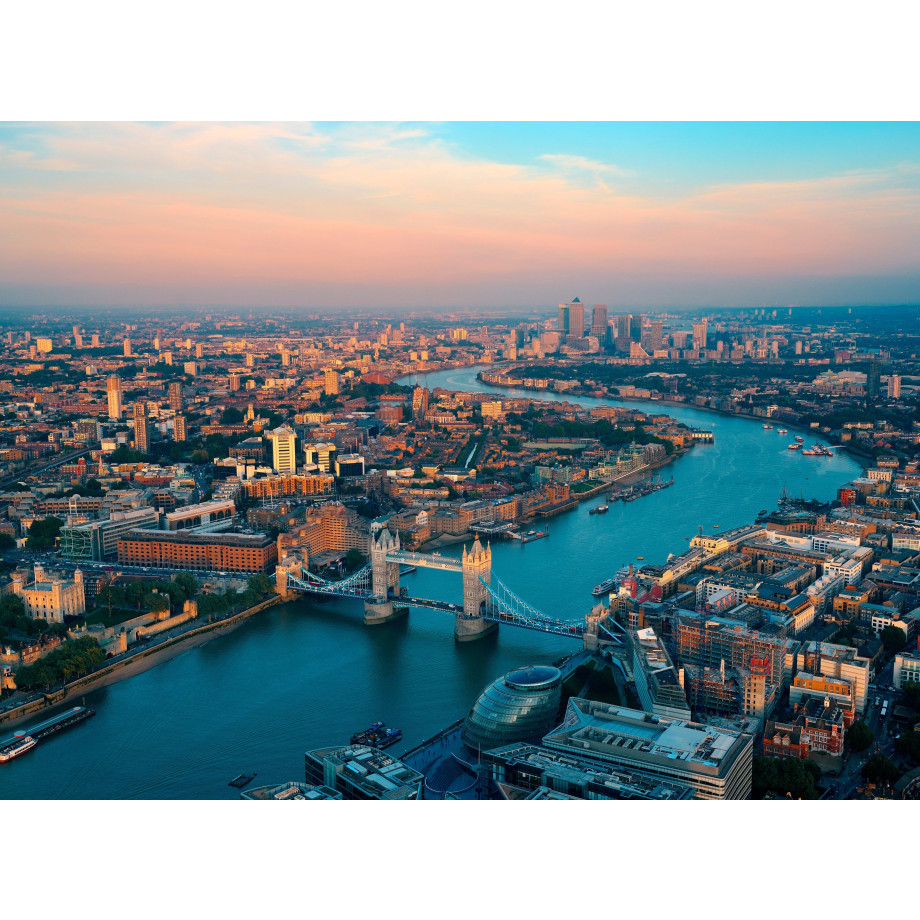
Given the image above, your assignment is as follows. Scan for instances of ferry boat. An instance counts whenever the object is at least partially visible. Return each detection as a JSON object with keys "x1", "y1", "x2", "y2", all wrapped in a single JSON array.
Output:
[
  {"x1": 350, "y1": 722, "x2": 402, "y2": 749},
  {"x1": 592, "y1": 578, "x2": 617, "y2": 596},
  {"x1": 589, "y1": 502, "x2": 609, "y2": 515},
  {"x1": 0, "y1": 735, "x2": 37, "y2": 763}
]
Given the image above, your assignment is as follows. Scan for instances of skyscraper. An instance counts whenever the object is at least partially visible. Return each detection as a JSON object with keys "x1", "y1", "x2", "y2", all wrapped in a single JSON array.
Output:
[
  {"x1": 229, "y1": 373, "x2": 240, "y2": 392},
  {"x1": 568, "y1": 299, "x2": 585, "y2": 339},
  {"x1": 324, "y1": 369, "x2": 340, "y2": 395},
  {"x1": 887, "y1": 374, "x2": 900, "y2": 399},
  {"x1": 630, "y1": 314, "x2": 643, "y2": 342},
  {"x1": 557, "y1": 303, "x2": 570, "y2": 335},
  {"x1": 133, "y1": 401, "x2": 149, "y2": 453},
  {"x1": 591, "y1": 304, "x2": 608, "y2": 344},
  {"x1": 615, "y1": 315, "x2": 632, "y2": 352},
  {"x1": 123, "y1": 337, "x2": 132, "y2": 357},
  {"x1": 106, "y1": 375, "x2": 123, "y2": 419},
  {"x1": 174, "y1": 414, "x2": 187, "y2": 442},
  {"x1": 269, "y1": 426, "x2": 297, "y2": 473},
  {"x1": 692, "y1": 319, "x2": 708, "y2": 350},
  {"x1": 168, "y1": 381, "x2": 183, "y2": 413},
  {"x1": 867, "y1": 359, "x2": 881, "y2": 398}
]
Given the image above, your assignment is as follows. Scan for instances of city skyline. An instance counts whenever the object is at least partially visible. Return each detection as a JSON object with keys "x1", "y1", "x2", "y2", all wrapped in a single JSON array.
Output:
[{"x1": 1, "y1": 122, "x2": 920, "y2": 311}]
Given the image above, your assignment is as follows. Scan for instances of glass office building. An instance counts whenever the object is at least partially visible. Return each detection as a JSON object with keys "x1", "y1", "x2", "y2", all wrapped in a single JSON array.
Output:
[{"x1": 461, "y1": 665, "x2": 562, "y2": 752}]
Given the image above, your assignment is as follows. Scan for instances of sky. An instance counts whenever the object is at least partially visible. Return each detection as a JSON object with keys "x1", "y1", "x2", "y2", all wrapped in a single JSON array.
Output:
[{"x1": 1, "y1": 121, "x2": 919, "y2": 311}]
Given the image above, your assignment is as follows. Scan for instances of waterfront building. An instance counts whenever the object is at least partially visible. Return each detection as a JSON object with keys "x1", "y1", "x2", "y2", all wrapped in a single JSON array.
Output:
[
  {"x1": 268, "y1": 426, "x2": 297, "y2": 473},
  {"x1": 60, "y1": 508, "x2": 160, "y2": 561},
  {"x1": 461, "y1": 665, "x2": 563, "y2": 753},
  {"x1": 543, "y1": 698, "x2": 753, "y2": 800},
  {"x1": 9, "y1": 567, "x2": 85, "y2": 623},
  {"x1": 106, "y1": 375, "x2": 123, "y2": 419},
  {"x1": 117, "y1": 529, "x2": 278, "y2": 573},
  {"x1": 557, "y1": 297, "x2": 584, "y2": 340},
  {"x1": 304, "y1": 745, "x2": 424, "y2": 800},
  {"x1": 241, "y1": 781, "x2": 342, "y2": 800},
  {"x1": 240, "y1": 472, "x2": 335, "y2": 500},
  {"x1": 482, "y1": 742, "x2": 694, "y2": 800}
]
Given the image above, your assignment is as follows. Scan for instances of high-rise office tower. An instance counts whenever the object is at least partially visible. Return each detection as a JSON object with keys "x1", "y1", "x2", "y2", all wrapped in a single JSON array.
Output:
[
  {"x1": 557, "y1": 303, "x2": 570, "y2": 335},
  {"x1": 692, "y1": 319, "x2": 708, "y2": 350},
  {"x1": 133, "y1": 401, "x2": 149, "y2": 453},
  {"x1": 615, "y1": 314, "x2": 632, "y2": 351},
  {"x1": 568, "y1": 298, "x2": 585, "y2": 339},
  {"x1": 887, "y1": 374, "x2": 900, "y2": 399},
  {"x1": 867, "y1": 359, "x2": 881, "y2": 398},
  {"x1": 591, "y1": 304, "x2": 608, "y2": 343},
  {"x1": 173, "y1": 414, "x2": 187, "y2": 442},
  {"x1": 169, "y1": 381, "x2": 183, "y2": 413},
  {"x1": 269, "y1": 426, "x2": 297, "y2": 473},
  {"x1": 630, "y1": 314, "x2": 643, "y2": 342},
  {"x1": 648, "y1": 320, "x2": 664, "y2": 350},
  {"x1": 106, "y1": 376, "x2": 123, "y2": 419}
]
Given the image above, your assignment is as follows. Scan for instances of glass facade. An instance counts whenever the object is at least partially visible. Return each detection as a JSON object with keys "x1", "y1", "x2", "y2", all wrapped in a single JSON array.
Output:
[{"x1": 461, "y1": 665, "x2": 563, "y2": 753}]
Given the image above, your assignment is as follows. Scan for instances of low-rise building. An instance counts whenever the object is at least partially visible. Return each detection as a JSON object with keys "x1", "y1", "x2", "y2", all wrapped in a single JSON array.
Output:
[{"x1": 304, "y1": 745, "x2": 424, "y2": 800}]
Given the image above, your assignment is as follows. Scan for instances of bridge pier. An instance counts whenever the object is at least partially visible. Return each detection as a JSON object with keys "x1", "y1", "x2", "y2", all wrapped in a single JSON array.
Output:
[
  {"x1": 454, "y1": 615, "x2": 497, "y2": 642},
  {"x1": 363, "y1": 596, "x2": 409, "y2": 626},
  {"x1": 456, "y1": 538, "x2": 496, "y2": 642}
]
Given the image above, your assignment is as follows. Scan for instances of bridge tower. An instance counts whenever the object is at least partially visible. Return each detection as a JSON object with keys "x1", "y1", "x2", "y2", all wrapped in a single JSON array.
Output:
[
  {"x1": 365, "y1": 527, "x2": 406, "y2": 625},
  {"x1": 371, "y1": 527, "x2": 401, "y2": 597},
  {"x1": 456, "y1": 538, "x2": 497, "y2": 642}
]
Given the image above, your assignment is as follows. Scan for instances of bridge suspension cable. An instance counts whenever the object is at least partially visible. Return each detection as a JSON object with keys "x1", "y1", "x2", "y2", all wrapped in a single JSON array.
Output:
[{"x1": 480, "y1": 574, "x2": 584, "y2": 638}]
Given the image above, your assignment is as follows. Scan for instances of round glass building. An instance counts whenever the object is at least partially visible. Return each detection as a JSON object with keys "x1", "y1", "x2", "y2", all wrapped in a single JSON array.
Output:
[{"x1": 461, "y1": 665, "x2": 563, "y2": 753}]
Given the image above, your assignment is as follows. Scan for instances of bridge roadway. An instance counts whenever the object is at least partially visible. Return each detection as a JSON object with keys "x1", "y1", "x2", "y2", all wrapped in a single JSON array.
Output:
[{"x1": 385, "y1": 550, "x2": 462, "y2": 573}]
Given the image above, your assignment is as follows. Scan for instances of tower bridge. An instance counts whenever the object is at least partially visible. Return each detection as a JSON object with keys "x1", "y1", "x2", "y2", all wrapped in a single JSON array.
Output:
[{"x1": 277, "y1": 528, "x2": 589, "y2": 643}]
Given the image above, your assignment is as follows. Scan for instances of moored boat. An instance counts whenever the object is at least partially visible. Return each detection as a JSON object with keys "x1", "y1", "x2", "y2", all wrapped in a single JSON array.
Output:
[
  {"x1": 351, "y1": 721, "x2": 402, "y2": 749},
  {"x1": 0, "y1": 735, "x2": 37, "y2": 764}
]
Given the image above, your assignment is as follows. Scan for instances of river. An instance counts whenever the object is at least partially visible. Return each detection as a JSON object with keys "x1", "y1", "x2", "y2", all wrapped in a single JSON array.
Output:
[{"x1": 1, "y1": 365, "x2": 862, "y2": 799}]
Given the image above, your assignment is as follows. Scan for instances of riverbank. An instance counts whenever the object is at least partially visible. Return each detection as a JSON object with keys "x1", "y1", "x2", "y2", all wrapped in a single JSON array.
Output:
[{"x1": 0, "y1": 596, "x2": 281, "y2": 730}]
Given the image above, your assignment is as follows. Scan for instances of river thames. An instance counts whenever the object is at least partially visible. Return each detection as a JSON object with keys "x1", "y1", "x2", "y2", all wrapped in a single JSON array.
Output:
[{"x1": 1, "y1": 366, "x2": 862, "y2": 799}]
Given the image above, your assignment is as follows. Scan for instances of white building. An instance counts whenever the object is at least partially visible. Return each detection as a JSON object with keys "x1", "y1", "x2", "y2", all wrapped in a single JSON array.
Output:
[
  {"x1": 269, "y1": 426, "x2": 297, "y2": 473},
  {"x1": 11, "y1": 567, "x2": 85, "y2": 624}
]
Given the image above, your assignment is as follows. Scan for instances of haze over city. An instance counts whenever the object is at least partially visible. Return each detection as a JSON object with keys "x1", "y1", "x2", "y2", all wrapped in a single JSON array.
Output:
[{"x1": 2, "y1": 122, "x2": 920, "y2": 311}]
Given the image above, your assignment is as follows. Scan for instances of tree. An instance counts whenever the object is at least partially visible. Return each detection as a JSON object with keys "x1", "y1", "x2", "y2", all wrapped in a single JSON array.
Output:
[
  {"x1": 752, "y1": 755, "x2": 821, "y2": 800},
  {"x1": 98, "y1": 585, "x2": 125, "y2": 616},
  {"x1": 220, "y1": 406, "x2": 245, "y2": 425},
  {"x1": 247, "y1": 574, "x2": 274, "y2": 596},
  {"x1": 144, "y1": 593, "x2": 170, "y2": 614},
  {"x1": 862, "y1": 753, "x2": 900, "y2": 785},
  {"x1": 125, "y1": 582, "x2": 148, "y2": 610},
  {"x1": 25, "y1": 516, "x2": 64, "y2": 550},
  {"x1": 895, "y1": 730, "x2": 920, "y2": 763},
  {"x1": 174, "y1": 573, "x2": 200, "y2": 600},
  {"x1": 880, "y1": 625, "x2": 907, "y2": 654},
  {"x1": 345, "y1": 548, "x2": 365, "y2": 572},
  {"x1": 846, "y1": 720, "x2": 874, "y2": 752},
  {"x1": 0, "y1": 532, "x2": 16, "y2": 551}
]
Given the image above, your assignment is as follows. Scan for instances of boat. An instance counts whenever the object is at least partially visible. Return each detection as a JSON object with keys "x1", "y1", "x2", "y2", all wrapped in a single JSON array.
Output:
[
  {"x1": 592, "y1": 578, "x2": 617, "y2": 596},
  {"x1": 0, "y1": 735, "x2": 37, "y2": 764},
  {"x1": 763, "y1": 424, "x2": 773, "y2": 429},
  {"x1": 713, "y1": 524, "x2": 720, "y2": 528},
  {"x1": 788, "y1": 443, "x2": 800, "y2": 450},
  {"x1": 589, "y1": 502, "x2": 609, "y2": 515},
  {"x1": 351, "y1": 721, "x2": 402, "y2": 749},
  {"x1": 636, "y1": 556, "x2": 644, "y2": 560},
  {"x1": 520, "y1": 529, "x2": 548, "y2": 543},
  {"x1": 229, "y1": 772, "x2": 257, "y2": 788},
  {"x1": 778, "y1": 429, "x2": 788, "y2": 434},
  {"x1": 794, "y1": 435, "x2": 804, "y2": 442}
]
